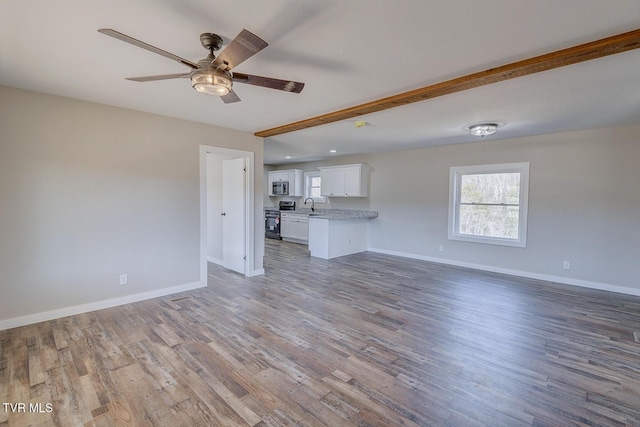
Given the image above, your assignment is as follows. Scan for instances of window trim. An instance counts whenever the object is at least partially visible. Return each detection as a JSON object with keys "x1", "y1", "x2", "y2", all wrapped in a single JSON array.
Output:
[
  {"x1": 448, "y1": 162, "x2": 530, "y2": 248},
  {"x1": 304, "y1": 171, "x2": 326, "y2": 203}
]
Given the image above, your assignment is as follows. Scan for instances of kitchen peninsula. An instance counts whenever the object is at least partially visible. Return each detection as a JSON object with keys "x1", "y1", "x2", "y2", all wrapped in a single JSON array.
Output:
[{"x1": 307, "y1": 209, "x2": 378, "y2": 259}]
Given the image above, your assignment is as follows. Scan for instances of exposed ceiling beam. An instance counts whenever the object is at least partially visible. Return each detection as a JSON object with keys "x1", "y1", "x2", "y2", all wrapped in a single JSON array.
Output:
[{"x1": 255, "y1": 28, "x2": 640, "y2": 138}]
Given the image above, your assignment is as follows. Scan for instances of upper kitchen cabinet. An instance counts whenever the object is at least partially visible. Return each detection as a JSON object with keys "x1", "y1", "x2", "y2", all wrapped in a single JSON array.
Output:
[
  {"x1": 268, "y1": 169, "x2": 304, "y2": 197},
  {"x1": 319, "y1": 164, "x2": 370, "y2": 197}
]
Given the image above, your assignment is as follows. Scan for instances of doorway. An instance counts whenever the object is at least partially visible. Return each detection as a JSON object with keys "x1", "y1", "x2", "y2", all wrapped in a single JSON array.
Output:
[{"x1": 199, "y1": 145, "x2": 258, "y2": 279}]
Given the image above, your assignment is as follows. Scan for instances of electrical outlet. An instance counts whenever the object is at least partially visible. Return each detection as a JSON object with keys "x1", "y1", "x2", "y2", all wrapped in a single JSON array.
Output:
[
  {"x1": 439, "y1": 245, "x2": 444, "y2": 253},
  {"x1": 563, "y1": 261, "x2": 570, "y2": 270},
  {"x1": 120, "y1": 274, "x2": 128, "y2": 285}
]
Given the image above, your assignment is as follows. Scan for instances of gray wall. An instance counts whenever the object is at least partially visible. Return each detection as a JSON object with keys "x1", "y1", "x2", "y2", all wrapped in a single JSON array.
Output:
[
  {"x1": 276, "y1": 124, "x2": 640, "y2": 293},
  {"x1": 0, "y1": 86, "x2": 264, "y2": 324}
]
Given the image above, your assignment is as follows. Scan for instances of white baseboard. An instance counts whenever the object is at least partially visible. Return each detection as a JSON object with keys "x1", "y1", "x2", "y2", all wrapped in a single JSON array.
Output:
[
  {"x1": 368, "y1": 247, "x2": 640, "y2": 297},
  {"x1": 247, "y1": 268, "x2": 265, "y2": 277},
  {"x1": 207, "y1": 256, "x2": 263, "y2": 277},
  {"x1": 0, "y1": 280, "x2": 206, "y2": 331},
  {"x1": 207, "y1": 256, "x2": 224, "y2": 265}
]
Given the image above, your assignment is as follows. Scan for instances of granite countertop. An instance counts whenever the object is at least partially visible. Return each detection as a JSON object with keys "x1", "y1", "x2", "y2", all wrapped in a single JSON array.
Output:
[{"x1": 282, "y1": 208, "x2": 378, "y2": 220}]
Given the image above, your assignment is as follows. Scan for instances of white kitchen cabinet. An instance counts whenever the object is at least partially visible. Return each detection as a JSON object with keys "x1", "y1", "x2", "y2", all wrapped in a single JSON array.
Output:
[
  {"x1": 291, "y1": 215, "x2": 309, "y2": 242},
  {"x1": 280, "y1": 213, "x2": 309, "y2": 243},
  {"x1": 280, "y1": 213, "x2": 291, "y2": 238},
  {"x1": 289, "y1": 170, "x2": 304, "y2": 197},
  {"x1": 268, "y1": 169, "x2": 303, "y2": 197},
  {"x1": 319, "y1": 164, "x2": 369, "y2": 197},
  {"x1": 344, "y1": 165, "x2": 363, "y2": 196},
  {"x1": 319, "y1": 167, "x2": 344, "y2": 197},
  {"x1": 270, "y1": 171, "x2": 289, "y2": 183}
]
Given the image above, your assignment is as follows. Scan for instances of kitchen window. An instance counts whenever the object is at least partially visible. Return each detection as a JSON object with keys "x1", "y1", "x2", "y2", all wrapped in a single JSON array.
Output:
[
  {"x1": 448, "y1": 162, "x2": 529, "y2": 247},
  {"x1": 304, "y1": 172, "x2": 325, "y2": 202}
]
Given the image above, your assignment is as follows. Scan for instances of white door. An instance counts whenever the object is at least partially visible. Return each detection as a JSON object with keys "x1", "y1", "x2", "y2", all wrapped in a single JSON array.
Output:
[{"x1": 222, "y1": 158, "x2": 246, "y2": 274}]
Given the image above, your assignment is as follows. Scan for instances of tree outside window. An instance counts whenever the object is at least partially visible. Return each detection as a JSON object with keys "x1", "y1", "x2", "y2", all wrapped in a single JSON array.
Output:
[{"x1": 449, "y1": 163, "x2": 529, "y2": 247}]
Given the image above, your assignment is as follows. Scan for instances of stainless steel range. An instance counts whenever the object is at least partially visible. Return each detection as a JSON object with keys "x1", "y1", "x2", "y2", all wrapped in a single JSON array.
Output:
[
  {"x1": 265, "y1": 208, "x2": 281, "y2": 240},
  {"x1": 265, "y1": 201, "x2": 296, "y2": 240}
]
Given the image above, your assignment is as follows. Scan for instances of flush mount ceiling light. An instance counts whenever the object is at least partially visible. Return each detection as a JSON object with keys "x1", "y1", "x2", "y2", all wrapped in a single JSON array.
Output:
[
  {"x1": 354, "y1": 120, "x2": 367, "y2": 128},
  {"x1": 467, "y1": 123, "x2": 499, "y2": 137}
]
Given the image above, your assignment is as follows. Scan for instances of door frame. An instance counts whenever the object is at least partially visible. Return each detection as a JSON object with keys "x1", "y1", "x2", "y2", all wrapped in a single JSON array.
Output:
[{"x1": 199, "y1": 145, "x2": 257, "y2": 280}]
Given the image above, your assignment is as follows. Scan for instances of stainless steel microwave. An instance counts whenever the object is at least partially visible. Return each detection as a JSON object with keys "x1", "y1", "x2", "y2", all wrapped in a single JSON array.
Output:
[{"x1": 272, "y1": 180, "x2": 289, "y2": 195}]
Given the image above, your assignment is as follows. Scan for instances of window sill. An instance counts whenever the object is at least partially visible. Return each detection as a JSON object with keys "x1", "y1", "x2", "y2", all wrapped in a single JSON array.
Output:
[{"x1": 448, "y1": 233, "x2": 527, "y2": 248}]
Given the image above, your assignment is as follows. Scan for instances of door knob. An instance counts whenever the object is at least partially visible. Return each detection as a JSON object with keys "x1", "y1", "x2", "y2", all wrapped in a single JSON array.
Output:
[{"x1": 221, "y1": 212, "x2": 226, "y2": 216}]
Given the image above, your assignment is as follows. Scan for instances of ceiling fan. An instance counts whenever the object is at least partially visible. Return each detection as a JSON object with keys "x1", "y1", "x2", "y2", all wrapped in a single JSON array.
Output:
[{"x1": 98, "y1": 28, "x2": 305, "y2": 103}]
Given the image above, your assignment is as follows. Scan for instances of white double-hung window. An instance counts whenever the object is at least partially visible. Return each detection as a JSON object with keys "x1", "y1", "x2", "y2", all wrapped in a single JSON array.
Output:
[
  {"x1": 448, "y1": 162, "x2": 530, "y2": 247},
  {"x1": 304, "y1": 171, "x2": 325, "y2": 203}
]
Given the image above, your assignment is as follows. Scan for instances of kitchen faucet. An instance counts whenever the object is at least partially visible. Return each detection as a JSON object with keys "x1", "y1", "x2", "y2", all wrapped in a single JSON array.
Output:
[{"x1": 304, "y1": 197, "x2": 315, "y2": 212}]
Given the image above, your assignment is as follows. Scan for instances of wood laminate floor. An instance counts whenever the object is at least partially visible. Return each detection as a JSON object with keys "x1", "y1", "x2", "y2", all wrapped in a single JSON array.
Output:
[{"x1": 2, "y1": 240, "x2": 640, "y2": 426}]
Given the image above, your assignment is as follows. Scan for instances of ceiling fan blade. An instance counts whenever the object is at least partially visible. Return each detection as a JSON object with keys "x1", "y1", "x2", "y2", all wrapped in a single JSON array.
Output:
[
  {"x1": 213, "y1": 29, "x2": 268, "y2": 70},
  {"x1": 126, "y1": 73, "x2": 191, "y2": 82},
  {"x1": 98, "y1": 29, "x2": 198, "y2": 69},
  {"x1": 221, "y1": 89, "x2": 241, "y2": 104},
  {"x1": 232, "y1": 73, "x2": 304, "y2": 93}
]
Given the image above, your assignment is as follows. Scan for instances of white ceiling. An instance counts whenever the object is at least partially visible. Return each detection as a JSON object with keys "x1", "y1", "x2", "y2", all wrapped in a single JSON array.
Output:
[{"x1": 2, "y1": 1, "x2": 639, "y2": 165}]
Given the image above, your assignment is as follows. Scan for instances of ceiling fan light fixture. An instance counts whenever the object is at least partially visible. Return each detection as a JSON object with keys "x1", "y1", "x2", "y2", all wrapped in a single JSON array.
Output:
[
  {"x1": 467, "y1": 123, "x2": 499, "y2": 137},
  {"x1": 191, "y1": 69, "x2": 232, "y2": 96}
]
